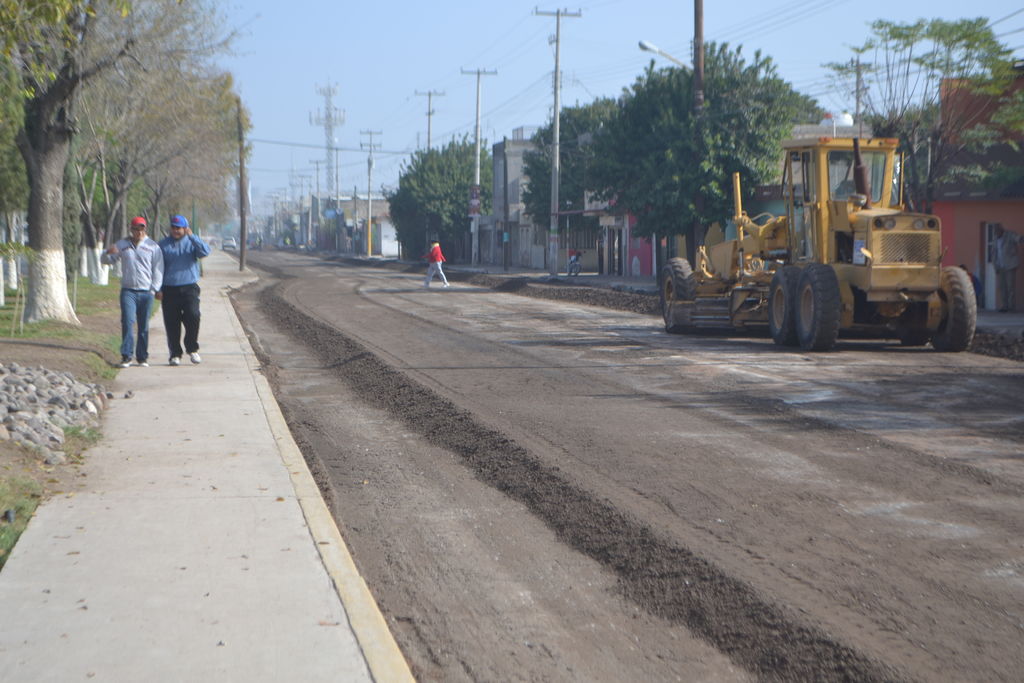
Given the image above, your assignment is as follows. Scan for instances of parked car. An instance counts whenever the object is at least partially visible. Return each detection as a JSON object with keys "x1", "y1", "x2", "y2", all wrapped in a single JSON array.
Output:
[{"x1": 222, "y1": 237, "x2": 238, "y2": 251}]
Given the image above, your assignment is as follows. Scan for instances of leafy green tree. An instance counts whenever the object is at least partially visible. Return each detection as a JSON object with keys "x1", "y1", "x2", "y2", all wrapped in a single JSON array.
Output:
[
  {"x1": 589, "y1": 43, "x2": 820, "y2": 249},
  {"x1": 522, "y1": 98, "x2": 617, "y2": 238},
  {"x1": 387, "y1": 136, "x2": 492, "y2": 258},
  {"x1": 827, "y1": 18, "x2": 1019, "y2": 212}
]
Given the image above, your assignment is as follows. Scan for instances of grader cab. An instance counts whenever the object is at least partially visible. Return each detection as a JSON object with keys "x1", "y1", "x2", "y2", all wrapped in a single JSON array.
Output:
[{"x1": 660, "y1": 137, "x2": 976, "y2": 351}]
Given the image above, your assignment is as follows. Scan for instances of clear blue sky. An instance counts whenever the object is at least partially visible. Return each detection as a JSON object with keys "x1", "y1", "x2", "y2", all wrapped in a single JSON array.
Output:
[{"x1": 218, "y1": 0, "x2": 1024, "y2": 213}]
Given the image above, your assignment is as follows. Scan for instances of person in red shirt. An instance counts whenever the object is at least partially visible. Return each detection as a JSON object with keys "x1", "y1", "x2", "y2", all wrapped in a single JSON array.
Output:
[{"x1": 423, "y1": 240, "x2": 450, "y2": 288}]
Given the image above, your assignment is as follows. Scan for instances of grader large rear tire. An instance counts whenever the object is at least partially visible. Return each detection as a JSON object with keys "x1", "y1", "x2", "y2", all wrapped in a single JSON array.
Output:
[
  {"x1": 795, "y1": 264, "x2": 841, "y2": 351},
  {"x1": 931, "y1": 266, "x2": 977, "y2": 352},
  {"x1": 769, "y1": 265, "x2": 801, "y2": 346},
  {"x1": 661, "y1": 257, "x2": 697, "y2": 333}
]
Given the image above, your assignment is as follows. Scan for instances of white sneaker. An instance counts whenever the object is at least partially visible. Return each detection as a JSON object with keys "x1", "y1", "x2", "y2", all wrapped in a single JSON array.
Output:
[
  {"x1": 119, "y1": 358, "x2": 131, "y2": 368},
  {"x1": 169, "y1": 357, "x2": 181, "y2": 366},
  {"x1": 138, "y1": 361, "x2": 149, "y2": 367},
  {"x1": 189, "y1": 352, "x2": 202, "y2": 364}
]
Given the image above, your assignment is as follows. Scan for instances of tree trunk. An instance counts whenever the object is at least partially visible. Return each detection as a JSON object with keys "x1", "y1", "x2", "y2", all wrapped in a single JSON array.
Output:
[
  {"x1": 4, "y1": 212, "x2": 21, "y2": 291},
  {"x1": 3, "y1": 255, "x2": 16, "y2": 290},
  {"x1": 18, "y1": 100, "x2": 80, "y2": 324},
  {"x1": 87, "y1": 247, "x2": 108, "y2": 284},
  {"x1": 77, "y1": 188, "x2": 109, "y2": 285}
]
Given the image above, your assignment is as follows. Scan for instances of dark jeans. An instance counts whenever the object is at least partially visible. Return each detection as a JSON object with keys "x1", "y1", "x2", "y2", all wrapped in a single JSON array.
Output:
[
  {"x1": 161, "y1": 283, "x2": 201, "y2": 358},
  {"x1": 119, "y1": 289, "x2": 154, "y2": 361}
]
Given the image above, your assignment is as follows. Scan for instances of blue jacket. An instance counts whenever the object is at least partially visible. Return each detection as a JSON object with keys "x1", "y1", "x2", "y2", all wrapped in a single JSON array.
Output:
[
  {"x1": 101, "y1": 237, "x2": 164, "y2": 292},
  {"x1": 159, "y1": 233, "x2": 211, "y2": 286}
]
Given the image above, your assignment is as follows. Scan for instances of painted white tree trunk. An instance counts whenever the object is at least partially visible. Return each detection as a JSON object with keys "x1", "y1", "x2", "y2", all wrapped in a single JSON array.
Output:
[
  {"x1": 86, "y1": 247, "x2": 109, "y2": 285},
  {"x1": 24, "y1": 249, "x2": 79, "y2": 324},
  {"x1": 4, "y1": 256, "x2": 16, "y2": 290}
]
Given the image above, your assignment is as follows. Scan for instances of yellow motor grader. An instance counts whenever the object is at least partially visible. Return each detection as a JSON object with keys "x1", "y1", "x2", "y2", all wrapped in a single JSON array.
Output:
[{"x1": 660, "y1": 136, "x2": 976, "y2": 351}]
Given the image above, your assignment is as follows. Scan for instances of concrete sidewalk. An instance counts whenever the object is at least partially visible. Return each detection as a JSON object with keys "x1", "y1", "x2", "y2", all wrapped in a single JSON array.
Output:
[{"x1": 0, "y1": 252, "x2": 411, "y2": 682}]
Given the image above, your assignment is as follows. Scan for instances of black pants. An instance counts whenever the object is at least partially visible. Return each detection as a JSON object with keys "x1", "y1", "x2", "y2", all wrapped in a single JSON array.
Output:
[{"x1": 161, "y1": 283, "x2": 201, "y2": 358}]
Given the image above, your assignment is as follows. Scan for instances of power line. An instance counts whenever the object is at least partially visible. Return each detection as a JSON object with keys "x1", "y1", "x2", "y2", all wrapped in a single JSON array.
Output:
[
  {"x1": 990, "y1": 9, "x2": 1024, "y2": 27},
  {"x1": 250, "y1": 137, "x2": 409, "y2": 156}
]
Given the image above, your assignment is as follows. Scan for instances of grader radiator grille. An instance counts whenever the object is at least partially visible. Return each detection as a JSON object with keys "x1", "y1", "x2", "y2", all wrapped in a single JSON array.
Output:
[{"x1": 875, "y1": 232, "x2": 939, "y2": 264}]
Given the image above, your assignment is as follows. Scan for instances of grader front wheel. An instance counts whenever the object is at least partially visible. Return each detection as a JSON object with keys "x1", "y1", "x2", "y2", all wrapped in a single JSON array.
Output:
[
  {"x1": 931, "y1": 266, "x2": 977, "y2": 352},
  {"x1": 795, "y1": 264, "x2": 841, "y2": 351}
]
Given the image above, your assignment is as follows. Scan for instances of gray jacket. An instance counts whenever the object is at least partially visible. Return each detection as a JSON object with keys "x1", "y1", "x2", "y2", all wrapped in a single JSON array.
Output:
[
  {"x1": 101, "y1": 237, "x2": 164, "y2": 292},
  {"x1": 993, "y1": 231, "x2": 1021, "y2": 271}
]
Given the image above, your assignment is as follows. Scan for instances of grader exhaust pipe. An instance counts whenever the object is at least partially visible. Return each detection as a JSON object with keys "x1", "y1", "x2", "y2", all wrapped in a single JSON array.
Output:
[{"x1": 853, "y1": 138, "x2": 872, "y2": 209}]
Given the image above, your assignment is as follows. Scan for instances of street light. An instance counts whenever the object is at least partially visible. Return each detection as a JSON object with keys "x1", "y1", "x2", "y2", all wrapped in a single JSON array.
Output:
[{"x1": 638, "y1": 40, "x2": 689, "y2": 70}]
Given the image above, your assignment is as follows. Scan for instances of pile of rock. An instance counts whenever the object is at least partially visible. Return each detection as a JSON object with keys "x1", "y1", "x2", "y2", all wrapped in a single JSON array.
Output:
[
  {"x1": 972, "y1": 331, "x2": 1024, "y2": 362},
  {"x1": 0, "y1": 363, "x2": 108, "y2": 465}
]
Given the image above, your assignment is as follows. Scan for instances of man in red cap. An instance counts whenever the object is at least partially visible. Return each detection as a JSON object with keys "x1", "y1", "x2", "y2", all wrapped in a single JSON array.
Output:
[{"x1": 101, "y1": 216, "x2": 164, "y2": 367}]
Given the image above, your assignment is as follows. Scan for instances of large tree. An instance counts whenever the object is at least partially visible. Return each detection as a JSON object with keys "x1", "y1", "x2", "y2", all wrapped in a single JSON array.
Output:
[
  {"x1": 80, "y1": 0, "x2": 237, "y2": 241},
  {"x1": 7, "y1": 1, "x2": 133, "y2": 322},
  {"x1": 136, "y1": 71, "x2": 240, "y2": 229},
  {"x1": 76, "y1": 58, "x2": 239, "y2": 283},
  {"x1": 826, "y1": 18, "x2": 1020, "y2": 212},
  {"x1": 5, "y1": 0, "x2": 236, "y2": 318},
  {"x1": 522, "y1": 98, "x2": 617, "y2": 238},
  {"x1": 589, "y1": 43, "x2": 820, "y2": 247},
  {"x1": 387, "y1": 136, "x2": 492, "y2": 258}
]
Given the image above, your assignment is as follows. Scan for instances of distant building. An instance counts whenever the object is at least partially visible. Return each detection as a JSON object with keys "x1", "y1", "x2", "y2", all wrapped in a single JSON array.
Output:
[
  {"x1": 486, "y1": 127, "x2": 545, "y2": 269},
  {"x1": 931, "y1": 69, "x2": 1024, "y2": 310}
]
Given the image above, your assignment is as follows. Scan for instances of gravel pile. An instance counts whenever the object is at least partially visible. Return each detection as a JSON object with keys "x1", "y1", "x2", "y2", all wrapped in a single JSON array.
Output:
[
  {"x1": 971, "y1": 331, "x2": 1024, "y2": 362},
  {"x1": 0, "y1": 363, "x2": 108, "y2": 465}
]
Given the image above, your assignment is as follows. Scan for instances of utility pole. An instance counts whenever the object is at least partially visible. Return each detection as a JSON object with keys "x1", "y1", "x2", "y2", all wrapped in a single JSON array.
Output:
[
  {"x1": 535, "y1": 8, "x2": 581, "y2": 276},
  {"x1": 310, "y1": 160, "x2": 322, "y2": 248},
  {"x1": 236, "y1": 96, "x2": 248, "y2": 272},
  {"x1": 415, "y1": 89, "x2": 445, "y2": 149},
  {"x1": 297, "y1": 174, "x2": 311, "y2": 245},
  {"x1": 353, "y1": 184, "x2": 360, "y2": 254},
  {"x1": 693, "y1": 0, "x2": 704, "y2": 110},
  {"x1": 687, "y1": 0, "x2": 705, "y2": 268},
  {"x1": 334, "y1": 147, "x2": 340, "y2": 205},
  {"x1": 310, "y1": 84, "x2": 344, "y2": 204},
  {"x1": 361, "y1": 130, "x2": 381, "y2": 257},
  {"x1": 462, "y1": 67, "x2": 497, "y2": 266}
]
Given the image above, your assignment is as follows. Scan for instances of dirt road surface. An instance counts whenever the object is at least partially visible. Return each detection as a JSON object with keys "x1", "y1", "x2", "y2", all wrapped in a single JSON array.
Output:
[{"x1": 232, "y1": 251, "x2": 1024, "y2": 682}]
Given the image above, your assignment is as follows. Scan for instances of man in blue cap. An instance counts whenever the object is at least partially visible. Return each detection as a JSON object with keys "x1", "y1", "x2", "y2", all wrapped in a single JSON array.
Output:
[{"x1": 157, "y1": 214, "x2": 211, "y2": 365}]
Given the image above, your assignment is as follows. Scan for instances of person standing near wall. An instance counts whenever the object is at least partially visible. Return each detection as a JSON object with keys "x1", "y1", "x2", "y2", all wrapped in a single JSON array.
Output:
[
  {"x1": 992, "y1": 224, "x2": 1022, "y2": 312},
  {"x1": 157, "y1": 214, "x2": 211, "y2": 365},
  {"x1": 102, "y1": 216, "x2": 164, "y2": 367}
]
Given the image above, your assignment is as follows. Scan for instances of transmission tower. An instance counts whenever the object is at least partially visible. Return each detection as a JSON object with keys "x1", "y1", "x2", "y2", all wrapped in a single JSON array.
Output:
[{"x1": 310, "y1": 83, "x2": 345, "y2": 198}]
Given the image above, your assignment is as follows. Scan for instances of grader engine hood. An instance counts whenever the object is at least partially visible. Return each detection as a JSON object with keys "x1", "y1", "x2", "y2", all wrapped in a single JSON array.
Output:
[{"x1": 850, "y1": 208, "x2": 943, "y2": 298}]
